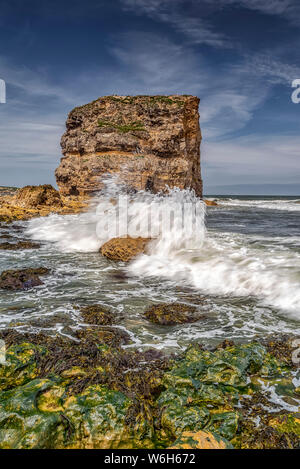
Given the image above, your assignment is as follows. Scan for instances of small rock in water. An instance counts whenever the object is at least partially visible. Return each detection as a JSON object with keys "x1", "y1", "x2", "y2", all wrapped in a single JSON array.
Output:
[
  {"x1": 80, "y1": 305, "x2": 118, "y2": 325},
  {"x1": 144, "y1": 303, "x2": 206, "y2": 325},
  {"x1": 100, "y1": 236, "x2": 150, "y2": 262},
  {"x1": 0, "y1": 241, "x2": 40, "y2": 250},
  {"x1": 204, "y1": 199, "x2": 218, "y2": 206},
  {"x1": 0, "y1": 267, "x2": 49, "y2": 290}
]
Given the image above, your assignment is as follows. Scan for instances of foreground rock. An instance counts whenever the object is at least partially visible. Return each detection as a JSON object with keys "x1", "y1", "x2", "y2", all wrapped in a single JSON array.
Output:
[
  {"x1": 169, "y1": 431, "x2": 232, "y2": 449},
  {"x1": 144, "y1": 303, "x2": 205, "y2": 325},
  {"x1": 0, "y1": 330, "x2": 168, "y2": 449},
  {"x1": 55, "y1": 95, "x2": 202, "y2": 197},
  {"x1": 100, "y1": 237, "x2": 150, "y2": 262},
  {"x1": 0, "y1": 268, "x2": 49, "y2": 290},
  {"x1": 0, "y1": 331, "x2": 299, "y2": 449}
]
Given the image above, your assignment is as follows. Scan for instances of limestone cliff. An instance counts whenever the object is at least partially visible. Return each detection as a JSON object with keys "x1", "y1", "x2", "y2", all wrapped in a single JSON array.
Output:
[{"x1": 55, "y1": 95, "x2": 202, "y2": 197}]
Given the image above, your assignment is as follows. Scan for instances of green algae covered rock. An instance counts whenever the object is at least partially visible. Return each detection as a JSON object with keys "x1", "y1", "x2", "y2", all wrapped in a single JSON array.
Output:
[
  {"x1": 157, "y1": 342, "x2": 300, "y2": 448},
  {"x1": 0, "y1": 332, "x2": 299, "y2": 449},
  {"x1": 0, "y1": 343, "x2": 45, "y2": 391},
  {"x1": 0, "y1": 375, "x2": 146, "y2": 449}
]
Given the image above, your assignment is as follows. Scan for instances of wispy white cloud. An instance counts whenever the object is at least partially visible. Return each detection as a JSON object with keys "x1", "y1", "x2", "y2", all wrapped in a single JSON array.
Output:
[
  {"x1": 121, "y1": 0, "x2": 229, "y2": 47},
  {"x1": 202, "y1": 134, "x2": 300, "y2": 186}
]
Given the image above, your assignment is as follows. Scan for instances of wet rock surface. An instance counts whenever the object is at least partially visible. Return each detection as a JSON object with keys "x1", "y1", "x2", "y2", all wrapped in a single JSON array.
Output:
[
  {"x1": 144, "y1": 303, "x2": 206, "y2": 325},
  {"x1": 80, "y1": 305, "x2": 119, "y2": 325},
  {"x1": 100, "y1": 236, "x2": 150, "y2": 262},
  {"x1": 0, "y1": 240, "x2": 40, "y2": 250},
  {"x1": 0, "y1": 329, "x2": 299, "y2": 449},
  {"x1": 0, "y1": 267, "x2": 49, "y2": 290}
]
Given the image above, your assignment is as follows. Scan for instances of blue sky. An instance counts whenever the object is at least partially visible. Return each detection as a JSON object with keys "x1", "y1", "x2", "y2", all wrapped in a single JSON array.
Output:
[{"x1": 0, "y1": 0, "x2": 299, "y2": 194}]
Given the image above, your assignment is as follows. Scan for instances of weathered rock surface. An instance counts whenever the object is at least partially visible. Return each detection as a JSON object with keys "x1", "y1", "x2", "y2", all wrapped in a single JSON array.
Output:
[
  {"x1": 0, "y1": 332, "x2": 299, "y2": 449},
  {"x1": 0, "y1": 241, "x2": 40, "y2": 250},
  {"x1": 0, "y1": 185, "x2": 88, "y2": 223},
  {"x1": 169, "y1": 431, "x2": 231, "y2": 449},
  {"x1": 55, "y1": 95, "x2": 202, "y2": 197},
  {"x1": 80, "y1": 305, "x2": 121, "y2": 326},
  {"x1": 144, "y1": 303, "x2": 205, "y2": 325},
  {"x1": 0, "y1": 267, "x2": 49, "y2": 290},
  {"x1": 13, "y1": 185, "x2": 63, "y2": 209},
  {"x1": 100, "y1": 236, "x2": 150, "y2": 262}
]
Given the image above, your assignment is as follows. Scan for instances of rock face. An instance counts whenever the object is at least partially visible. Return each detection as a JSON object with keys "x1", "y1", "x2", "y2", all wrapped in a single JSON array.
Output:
[{"x1": 55, "y1": 95, "x2": 202, "y2": 196}]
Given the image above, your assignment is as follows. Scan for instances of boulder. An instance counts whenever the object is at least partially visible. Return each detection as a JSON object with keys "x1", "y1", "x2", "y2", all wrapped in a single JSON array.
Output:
[
  {"x1": 144, "y1": 303, "x2": 205, "y2": 325},
  {"x1": 13, "y1": 184, "x2": 63, "y2": 209},
  {"x1": 100, "y1": 236, "x2": 150, "y2": 262},
  {"x1": 80, "y1": 305, "x2": 117, "y2": 325},
  {"x1": 0, "y1": 267, "x2": 49, "y2": 290}
]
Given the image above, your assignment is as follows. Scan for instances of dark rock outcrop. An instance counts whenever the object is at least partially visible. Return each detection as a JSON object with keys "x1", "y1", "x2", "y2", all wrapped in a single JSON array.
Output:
[
  {"x1": 55, "y1": 95, "x2": 202, "y2": 196},
  {"x1": 0, "y1": 268, "x2": 49, "y2": 290},
  {"x1": 0, "y1": 241, "x2": 40, "y2": 250},
  {"x1": 144, "y1": 303, "x2": 205, "y2": 325}
]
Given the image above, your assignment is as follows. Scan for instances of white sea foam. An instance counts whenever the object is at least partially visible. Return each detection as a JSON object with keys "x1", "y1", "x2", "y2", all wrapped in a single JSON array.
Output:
[
  {"x1": 26, "y1": 177, "x2": 300, "y2": 319},
  {"x1": 217, "y1": 198, "x2": 300, "y2": 212}
]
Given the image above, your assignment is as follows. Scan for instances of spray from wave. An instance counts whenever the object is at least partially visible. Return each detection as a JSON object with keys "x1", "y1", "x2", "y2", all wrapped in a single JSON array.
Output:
[{"x1": 26, "y1": 176, "x2": 300, "y2": 318}]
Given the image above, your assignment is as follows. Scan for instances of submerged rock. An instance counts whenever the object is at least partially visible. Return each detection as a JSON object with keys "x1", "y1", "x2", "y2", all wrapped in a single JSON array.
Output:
[
  {"x1": 0, "y1": 267, "x2": 49, "y2": 290},
  {"x1": 0, "y1": 241, "x2": 40, "y2": 250},
  {"x1": 144, "y1": 303, "x2": 205, "y2": 325},
  {"x1": 76, "y1": 327, "x2": 131, "y2": 348},
  {"x1": 100, "y1": 237, "x2": 150, "y2": 262},
  {"x1": 80, "y1": 305, "x2": 117, "y2": 325}
]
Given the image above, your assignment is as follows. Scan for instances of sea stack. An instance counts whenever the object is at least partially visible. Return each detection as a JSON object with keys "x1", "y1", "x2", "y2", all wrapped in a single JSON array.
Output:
[{"x1": 55, "y1": 95, "x2": 202, "y2": 197}]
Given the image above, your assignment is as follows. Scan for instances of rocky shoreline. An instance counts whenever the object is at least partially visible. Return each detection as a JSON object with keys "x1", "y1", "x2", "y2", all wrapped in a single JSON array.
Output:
[
  {"x1": 0, "y1": 95, "x2": 299, "y2": 449},
  {"x1": 0, "y1": 324, "x2": 299, "y2": 449}
]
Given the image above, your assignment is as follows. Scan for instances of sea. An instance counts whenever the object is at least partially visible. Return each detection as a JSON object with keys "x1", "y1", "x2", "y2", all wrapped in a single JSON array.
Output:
[{"x1": 0, "y1": 181, "x2": 300, "y2": 354}]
